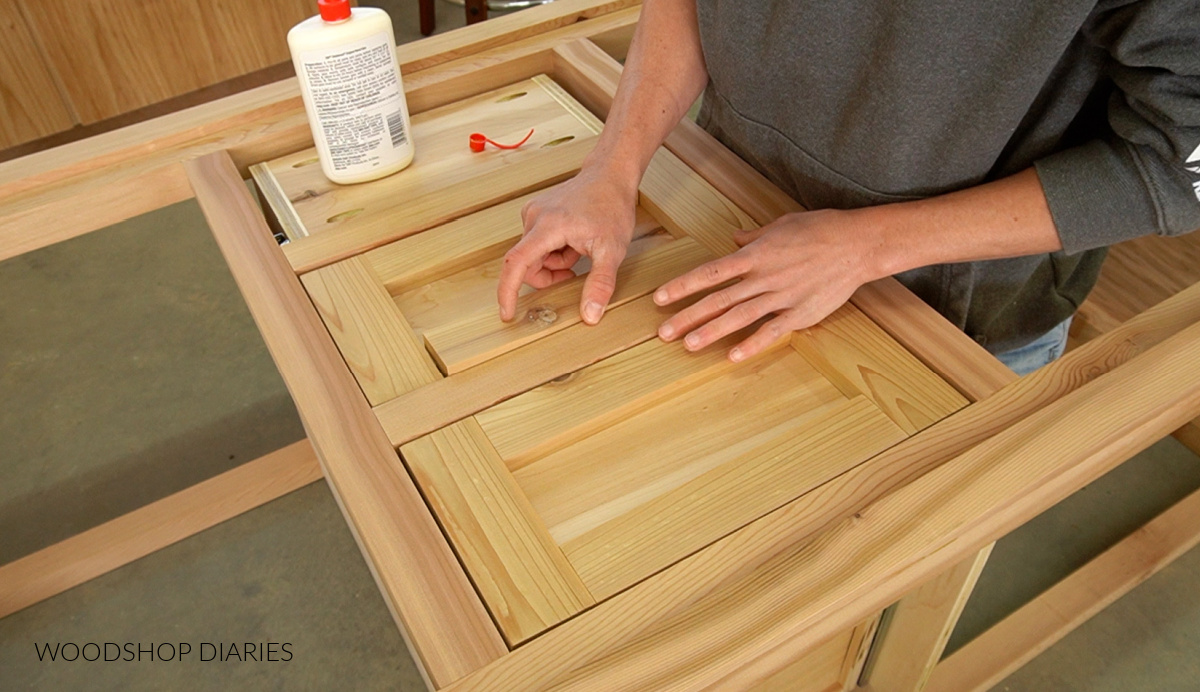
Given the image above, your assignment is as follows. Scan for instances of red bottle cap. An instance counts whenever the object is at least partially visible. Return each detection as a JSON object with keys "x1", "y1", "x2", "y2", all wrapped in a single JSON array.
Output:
[{"x1": 318, "y1": 0, "x2": 351, "y2": 22}]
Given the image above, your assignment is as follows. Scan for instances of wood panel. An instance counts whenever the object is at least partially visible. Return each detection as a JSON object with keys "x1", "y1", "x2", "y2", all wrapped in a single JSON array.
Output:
[
  {"x1": 401, "y1": 418, "x2": 593, "y2": 645},
  {"x1": 926, "y1": 482, "x2": 1200, "y2": 692},
  {"x1": 513, "y1": 342, "x2": 846, "y2": 542},
  {"x1": 374, "y1": 292, "x2": 706, "y2": 448},
  {"x1": 0, "y1": 3, "x2": 75, "y2": 149},
  {"x1": 640, "y1": 146, "x2": 758, "y2": 255},
  {"x1": 424, "y1": 238, "x2": 714, "y2": 373},
  {"x1": 562, "y1": 396, "x2": 906, "y2": 599},
  {"x1": 792, "y1": 304, "x2": 969, "y2": 434},
  {"x1": 185, "y1": 151, "x2": 505, "y2": 687},
  {"x1": 19, "y1": 0, "x2": 313, "y2": 124},
  {"x1": 0, "y1": 439, "x2": 320, "y2": 620},
  {"x1": 301, "y1": 257, "x2": 441, "y2": 405},
  {"x1": 437, "y1": 277, "x2": 1200, "y2": 692}
]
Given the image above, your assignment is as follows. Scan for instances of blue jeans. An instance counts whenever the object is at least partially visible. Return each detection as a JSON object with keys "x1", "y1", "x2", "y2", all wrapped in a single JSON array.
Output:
[{"x1": 994, "y1": 317, "x2": 1072, "y2": 377}]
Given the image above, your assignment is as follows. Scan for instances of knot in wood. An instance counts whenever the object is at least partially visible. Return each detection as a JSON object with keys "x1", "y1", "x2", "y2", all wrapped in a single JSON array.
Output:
[{"x1": 526, "y1": 306, "x2": 558, "y2": 324}]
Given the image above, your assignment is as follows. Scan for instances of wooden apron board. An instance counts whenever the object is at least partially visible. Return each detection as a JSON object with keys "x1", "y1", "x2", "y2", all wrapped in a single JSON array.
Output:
[{"x1": 252, "y1": 68, "x2": 968, "y2": 668}]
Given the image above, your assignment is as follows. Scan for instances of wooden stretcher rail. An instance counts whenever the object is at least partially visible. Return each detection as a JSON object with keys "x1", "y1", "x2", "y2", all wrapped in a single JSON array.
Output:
[
  {"x1": 0, "y1": 439, "x2": 321, "y2": 620},
  {"x1": 185, "y1": 150, "x2": 505, "y2": 688}
]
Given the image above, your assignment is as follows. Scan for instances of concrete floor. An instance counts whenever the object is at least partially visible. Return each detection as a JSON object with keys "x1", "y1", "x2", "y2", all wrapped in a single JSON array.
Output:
[{"x1": 3, "y1": 2, "x2": 1200, "y2": 690}]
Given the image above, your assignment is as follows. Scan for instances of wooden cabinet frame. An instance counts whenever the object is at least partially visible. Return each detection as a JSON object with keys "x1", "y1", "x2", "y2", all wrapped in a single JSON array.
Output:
[{"x1": 3, "y1": 2, "x2": 1200, "y2": 690}]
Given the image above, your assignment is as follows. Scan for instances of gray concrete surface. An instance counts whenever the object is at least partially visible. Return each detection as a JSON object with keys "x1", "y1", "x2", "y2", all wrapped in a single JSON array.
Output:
[{"x1": 2, "y1": 2, "x2": 1200, "y2": 689}]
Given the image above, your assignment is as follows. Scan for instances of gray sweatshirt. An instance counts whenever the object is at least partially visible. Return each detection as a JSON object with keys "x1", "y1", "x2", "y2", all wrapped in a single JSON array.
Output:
[{"x1": 695, "y1": 0, "x2": 1200, "y2": 352}]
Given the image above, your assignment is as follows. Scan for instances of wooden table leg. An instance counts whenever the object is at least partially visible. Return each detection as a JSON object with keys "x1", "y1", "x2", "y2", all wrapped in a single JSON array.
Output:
[
  {"x1": 465, "y1": 0, "x2": 487, "y2": 24},
  {"x1": 419, "y1": 0, "x2": 435, "y2": 36}
]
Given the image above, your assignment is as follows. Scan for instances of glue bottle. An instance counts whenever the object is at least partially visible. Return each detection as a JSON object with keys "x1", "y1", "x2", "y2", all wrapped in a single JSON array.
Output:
[{"x1": 288, "y1": 0, "x2": 415, "y2": 184}]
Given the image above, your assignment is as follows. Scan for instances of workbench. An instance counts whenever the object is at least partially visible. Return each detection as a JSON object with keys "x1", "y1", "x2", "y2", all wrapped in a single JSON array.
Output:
[{"x1": 3, "y1": 2, "x2": 1200, "y2": 690}]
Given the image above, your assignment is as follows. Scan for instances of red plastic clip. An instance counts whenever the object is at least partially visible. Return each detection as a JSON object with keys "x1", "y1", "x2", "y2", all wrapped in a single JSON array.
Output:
[{"x1": 469, "y1": 128, "x2": 535, "y2": 152}]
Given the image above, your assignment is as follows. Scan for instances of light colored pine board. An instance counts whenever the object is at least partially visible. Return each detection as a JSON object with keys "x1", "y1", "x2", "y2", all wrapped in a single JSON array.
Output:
[
  {"x1": 374, "y1": 291, "x2": 706, "y2": 448},
  {"x1": 478, "y1": 326, "x2": 750, "y2": 471},
  {"x1": 514, "y1": 343, "x2": 846, "y2": 542},
  {"x1": 301, "y1": 257, "x2": 441, "y2": 406},
  {"x1": 400, "y1": 418, "x2": 594, "y2": 646},
  {"x1": 925, "y1": 483, "x2": 1200, "y2": 692},
  {"x1": 276, "y1": 77, "x2": 602, "y2": 273},
  {"x1": 0, "y1": 439, "x2": 320, "y2": 620},
  {"x1": 551, "y1": 38, "x2": 1010, "y2": 405},
  {"x1": 792, "y1": 303, "x2": 970, "y2": 434},
  {"x1": 424, "y1": 237, "x2": 714, "y2": 374},
  {"x1": 391, "y1": 219, "x2": 668, "y2": 339},
  {"x1": 364, "y1": 193, "x2": 534, "y2": 294},
  {"x1": 0, "y1": 4, "x2": 640, "y2": 264},
  {"x1": 0, "y1": 3, "x2": 75, "y2": 149},
  {"x1": 563, "y1": 396, "x2": 906, "y2": 600},
  {"x1": 743, "y1": 626, "x2": 857, "y2": 692},
  {"x1": 639, "y1": 146, "x2": 758, "y2": 256},
  {"x1": 863, "y1": 544, "x2": 993, "y2": 692},
  {"x1": 363, "y1": 193, "x2": 661, "y2": 297},
  {"x1": 185, "y1": 151, "x2": 505, "y2": 687},
  {"x1": 438, "y1": 272, "x2": 1200, "y2": 692},
  {"x1": 850, "y1": 278, "x2": 1016, "y2": 403}
]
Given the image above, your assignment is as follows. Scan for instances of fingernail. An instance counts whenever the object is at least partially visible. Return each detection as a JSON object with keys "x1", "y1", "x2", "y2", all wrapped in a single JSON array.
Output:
[
  {"x1": 583, "y1": 301, "x2": 603, "y2": 324},
  {"x1": 730, "y1": 348, "x2": 743, "y2": 362},
  {"x1": 659, "y1": 324, "x2": 674, "y2": 340},
  {"x1": 654, "y1": 289, "x2": 668, "y2": 305},
  {"x1": 685, "y1": 333, "x2": 700, "y2": 350}
]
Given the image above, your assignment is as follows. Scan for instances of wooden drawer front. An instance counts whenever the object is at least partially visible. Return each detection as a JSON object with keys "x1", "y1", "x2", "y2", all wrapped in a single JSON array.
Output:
[{"x1": 254, "y1": 73, "x2": 968, "y2": 649}]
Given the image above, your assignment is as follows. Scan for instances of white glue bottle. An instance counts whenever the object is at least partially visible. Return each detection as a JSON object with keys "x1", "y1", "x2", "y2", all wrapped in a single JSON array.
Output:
[{"x1": 288, "y1": 0, "x2": 414, "y2": 184}]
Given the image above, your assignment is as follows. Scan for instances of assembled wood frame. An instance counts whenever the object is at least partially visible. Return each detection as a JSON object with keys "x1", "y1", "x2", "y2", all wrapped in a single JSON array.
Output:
[{"x1": 3, "y1": 2, "x2": 1200, "y2": 690}]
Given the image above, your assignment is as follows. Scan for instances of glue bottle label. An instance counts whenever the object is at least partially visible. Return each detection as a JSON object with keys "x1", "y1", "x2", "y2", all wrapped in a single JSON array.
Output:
[{"x1": 298, "y1": 34, "x2": 411, "y2": 174}]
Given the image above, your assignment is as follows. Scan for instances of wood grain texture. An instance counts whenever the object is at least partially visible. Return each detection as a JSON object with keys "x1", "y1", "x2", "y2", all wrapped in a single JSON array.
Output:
[
  {"x1": 515, "y1": 344, "x2": 846, "y2": 544},
  {"x1": 551, "y1": 38, "x2": 1007, "y2": 404},
  {"x1": 275, "y1": 77, "x2": 601, "y2": 273},
  {"x1": 401, "y1": 418, "x2": 593, "y2": 645},
  {"x1": 425, "y1": 238, "x2": 714, "y2": 374},
  {"x1": 0, "y1": 439, "x2": 320, "y2": 619},
  {"x1": 374, "y1": 292, "x2": 704, "y2": 448},
  {"x1": 185, "y1": 151, "x2": 505, "y2": 687},
  {"x1": 301, "y1": 257, "x2": 441, "y2": 406},
  {"x1": 747, "y1": 616, "x2": 880, "y2": 692},
  {"x1": 792, "y1": 303, "x2": 970, "y2": 434},
  {"x1": 438, "y1": 274, "x2": 1200, "y2": 692},
  {"x1": 640, "y1": 146, "x2": 758, "y2": 256},
  {"x1": 563, "y1": 397, "x2": 907, "y2": 600},
  {"x1": 19, "y1": 0, "x2": 312, "y2": 124},
  {"x1": 0, "y1": 3, "x2": 75, "y2": 149},
  {"x1": 477, "y1": 327, "x2": 747, "y2": 471},
  {"x1": 864, "y1": 544, "x2": 993, "y2": 692},
  {"x1": 0, "y1": 3, "x2": 641, "y2": 263},
  {"x1": 925, "y1": 483, "x2": 1200, "y2": 692}
]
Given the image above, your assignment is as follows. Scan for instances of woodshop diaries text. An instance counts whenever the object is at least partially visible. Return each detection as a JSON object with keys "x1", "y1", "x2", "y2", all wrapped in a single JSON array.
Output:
[{"x1": 34, "y1": 642, "x2": 293, "y2": 662}]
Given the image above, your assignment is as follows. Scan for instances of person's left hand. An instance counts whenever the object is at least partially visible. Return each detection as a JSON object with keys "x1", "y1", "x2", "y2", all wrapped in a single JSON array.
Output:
[{"x1": 653, "y1": 208, "x2": 882, "y2": 362}]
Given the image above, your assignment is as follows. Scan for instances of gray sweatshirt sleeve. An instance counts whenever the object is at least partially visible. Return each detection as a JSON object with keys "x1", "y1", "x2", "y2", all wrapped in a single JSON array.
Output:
[{"x1": 1033, "y1": 0, "x2": 1200, "y2": 254}]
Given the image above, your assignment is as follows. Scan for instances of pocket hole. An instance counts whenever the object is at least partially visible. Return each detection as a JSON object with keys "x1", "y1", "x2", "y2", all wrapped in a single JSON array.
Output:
[
  {"x1": 292, "y1": 157, "x2": 319, "y2": 168},
  {"x1": 496, "y1": 91, "x2": 528, "y2": 103},
  {"x1": 542, "y1": 136, "x2": 575, "y2": 148},
  {"x1": 327, "y1": 208, "x2": 365, "y2": 224}
]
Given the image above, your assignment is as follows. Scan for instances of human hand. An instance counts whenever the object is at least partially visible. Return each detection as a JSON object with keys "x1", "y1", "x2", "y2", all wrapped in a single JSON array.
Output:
[
  {"x1": 654, "y1": 208, "x2": 882, "y2": 362},
  {"x1": 497, "y1": 167, "x2": 638, "y2": 325}
]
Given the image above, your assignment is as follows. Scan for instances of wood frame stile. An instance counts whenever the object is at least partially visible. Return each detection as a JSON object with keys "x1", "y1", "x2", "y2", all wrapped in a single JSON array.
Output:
[{"x1": 3, "y1": 2, "x2": 1200, "y2": 689}]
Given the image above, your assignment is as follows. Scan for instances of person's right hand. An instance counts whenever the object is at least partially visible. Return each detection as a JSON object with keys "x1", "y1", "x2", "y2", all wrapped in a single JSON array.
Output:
[{"x1": 497, "y1": 166, "x2": 638, "y2": 325}]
